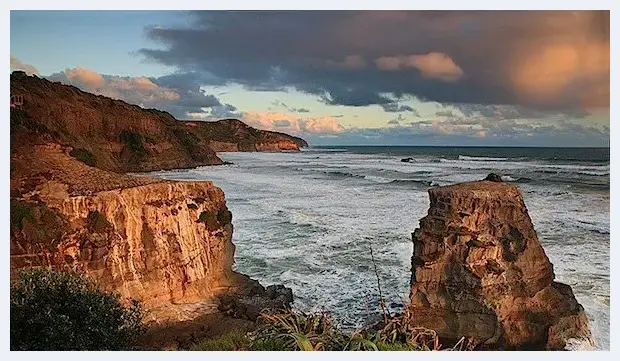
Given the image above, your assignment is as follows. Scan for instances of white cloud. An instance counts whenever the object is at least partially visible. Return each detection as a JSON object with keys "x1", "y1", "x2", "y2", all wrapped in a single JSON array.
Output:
[
  {"x1": 10, "y1": 56, "x2": 39, "y2": 76},
  {"x1": 242, "y1": 111, "x2": 343, "y2": 134}
]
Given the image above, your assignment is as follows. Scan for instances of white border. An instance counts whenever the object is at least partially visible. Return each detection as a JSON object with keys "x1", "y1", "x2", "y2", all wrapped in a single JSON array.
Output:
[{"x1": 3, "y1": 1, "x2": 616, "y2": 360}]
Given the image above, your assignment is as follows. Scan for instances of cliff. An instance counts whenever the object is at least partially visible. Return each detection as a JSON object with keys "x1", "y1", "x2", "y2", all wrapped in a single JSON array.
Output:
[
  {"x1": 10, "y1": 71, "x2": 307, "y2": 173},
  {"x1": 187, "y1": 118, "x2": 308, "y2": 152},
  {"x1": 10, "y1": 143, "x2": 265, "y2": 313},
  {"x1": 408, "y1": 180, "x2": 592, "y2": 350},
  {"x1": 10, "y1": 115, "x2": 293, "y2": 329}
]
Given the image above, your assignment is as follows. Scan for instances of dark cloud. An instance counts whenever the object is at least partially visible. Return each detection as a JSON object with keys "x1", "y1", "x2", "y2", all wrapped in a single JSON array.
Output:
[
  {"x1": 208, "y1": 103, "x2": 241, "y2": 119},
  {"x1": 381, "y1": 102, "x2": 420, "y2": 116},
  {"x1": 139, "y1": 11, "x2": 609, "y2": 113},
  {"x1": 273, "y1": 119, "x2": 292, "y2": 127},
  {"x1": 271, "y1": 100, "x2": 311, "y2": 113}
]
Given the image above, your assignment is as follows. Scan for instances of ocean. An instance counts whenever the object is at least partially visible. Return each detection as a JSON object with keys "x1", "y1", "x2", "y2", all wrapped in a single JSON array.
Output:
[{"x1": 146, "y1": 146, "x2": 610, "y2": 350}]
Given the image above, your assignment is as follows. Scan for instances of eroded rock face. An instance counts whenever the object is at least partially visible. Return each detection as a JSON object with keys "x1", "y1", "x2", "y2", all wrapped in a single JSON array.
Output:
[
  {"x1": 11, "y1": 180, "x2": 244, "y2": 307},
  {"x1": 409, "y1": 181, "x2": 592, "y2": 350},
  {"x1": 9, "y1": 144, "x2": 275, "y2": 321}
]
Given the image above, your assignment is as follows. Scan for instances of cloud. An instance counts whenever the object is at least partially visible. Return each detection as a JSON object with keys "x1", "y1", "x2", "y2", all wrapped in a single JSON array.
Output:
[
  {"x1": 271, "y1": 100, "x2": 311, "y2": 113},
  {"x1": 138, "y1": 11, "x2": 608, "y2": 113},
  {"x1": 380, "y1": 102, "x2": 420, "y2": 116},
  {"x1": 305, "y1": 115, "x2": 608, "y2": 147},
  {"x1": 10, "y1": 56, "x2": 39, "y2": 76},
  {"x1": 242, "y1": 111, "x2": 342, "y2": 134},
  {"x1": 323, "y1": 55, "x2": 367, "y2": 70},
  {"x1": 435, "y1": 110, "x2": 455, "y2": 117},
  {"x1": 375, "y1": 52, "x2": 464, "y2": 82},
  {"x1": 47, "y1": 68, "x2": 226, "y2": 119}
]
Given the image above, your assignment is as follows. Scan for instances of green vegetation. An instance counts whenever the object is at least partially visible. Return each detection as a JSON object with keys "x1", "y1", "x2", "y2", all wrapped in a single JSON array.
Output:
[
  {"x1": 197, "y1": 210, "x2": 218, "y2": 230},
  {"x1": 10, "y1": 268, "x2": 145, "y2": 350},
  {"x1": 119, "y1": 130, "x2": 148, "y2": 160},
  {"x1": 173, "y1": 128, "x2": 205, "y2": 161},
  {"x1": 10, "y1": 198, "x2": 67, "y2": 248},
  {"x1": 188, "y1": 309, "x2": 453, "y2": 351},
  {"x1": 86, "y1": 210, "x2": 112, "y2": 233},
  {"x1": 217, "y1": 208, "x2": 233, "y2": 225},
  {"x1": 10, "y1": 199, "x2": 34, "y2": 236},
  {"x1": 69, "y1": 148, "x2": 97, "y2": 167},
  {"x1": 191, "y1": 331, "x2": 253, "y2": 351}
]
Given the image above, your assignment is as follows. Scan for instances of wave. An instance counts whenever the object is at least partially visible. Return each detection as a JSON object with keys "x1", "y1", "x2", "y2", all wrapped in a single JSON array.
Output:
[
  {"x1": 323, "y1": 170, "x2": 365, "y2": 179},
  {"x1": 303, "y1": 147, "x2": 348, "y2": 153},
  {"x1": 389, "y1": 179, "x2": 440, "y2": 187},
  {"x1": 457, "y1": 155, "x2": 511, "y2": 161}
]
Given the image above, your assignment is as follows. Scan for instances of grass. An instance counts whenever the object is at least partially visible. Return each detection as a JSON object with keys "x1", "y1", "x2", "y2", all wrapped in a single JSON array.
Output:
[{"x1": 188, "y1": 308, "x2": 458, "y2": 351}]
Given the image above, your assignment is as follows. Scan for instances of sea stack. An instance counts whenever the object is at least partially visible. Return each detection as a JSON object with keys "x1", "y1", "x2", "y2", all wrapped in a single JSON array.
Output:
[{"x1": 409, "y1": 180, "x2": 592, "y2": 350}]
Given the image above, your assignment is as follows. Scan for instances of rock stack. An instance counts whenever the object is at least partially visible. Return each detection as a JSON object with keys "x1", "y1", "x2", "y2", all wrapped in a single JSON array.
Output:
[{"x1": 409, "y1": 180, "x2": 592, "y2": 350}]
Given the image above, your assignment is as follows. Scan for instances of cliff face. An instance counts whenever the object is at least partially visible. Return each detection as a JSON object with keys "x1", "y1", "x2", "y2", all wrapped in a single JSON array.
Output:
[
  {"x1": 10, "y1": 72, "x2": 307, "y2": 173},
  {"x1": 10, "y1": 141, "x2": 294, "y2": 327},
  {"x1": 191, "y1": 119, "x2": 308, "y2": 152},
  {"x1": 10, "y1": 144, "x2": 256, "y2": 311},
  {"x1": 409, "y1": 181, "x2": 592, "y2": 350}
]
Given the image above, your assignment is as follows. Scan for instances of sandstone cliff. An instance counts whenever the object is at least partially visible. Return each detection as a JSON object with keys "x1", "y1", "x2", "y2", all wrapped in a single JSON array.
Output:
[
  {"x1": 10, "y1": 143, "x2": 263, "y2": 314},
  {"x1": 409, "y1": 180, "x2": 592, "y2": 350},
  {"x1": 10, "y1": 71, "x2": 307, "y2": 173}
]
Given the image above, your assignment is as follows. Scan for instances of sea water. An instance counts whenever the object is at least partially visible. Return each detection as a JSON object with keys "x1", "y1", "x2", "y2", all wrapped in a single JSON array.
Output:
[{"x1": 147, "y1": 146, "x2": 609, "y2": 350}]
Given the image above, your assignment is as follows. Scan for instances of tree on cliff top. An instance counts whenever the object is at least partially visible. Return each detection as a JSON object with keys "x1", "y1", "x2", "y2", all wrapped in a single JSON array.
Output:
[{"x1": 10, "y1": 268, "x2": 145, "y2": 350}]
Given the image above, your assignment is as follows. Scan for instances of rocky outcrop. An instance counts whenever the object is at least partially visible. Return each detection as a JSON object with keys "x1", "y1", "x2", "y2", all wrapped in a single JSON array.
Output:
[
  {"x1": 194, "y1": 118, "x2": 308, "y2": 152},
  {"x1": 10, "y1": 143, "x2": 290, "y2": 323},
  {"x1": 408, "y1": 180, "x2": 592, "y2": 350},
  {"x1": 10, "y1": 72, "x2": 307, "y2": 173}
]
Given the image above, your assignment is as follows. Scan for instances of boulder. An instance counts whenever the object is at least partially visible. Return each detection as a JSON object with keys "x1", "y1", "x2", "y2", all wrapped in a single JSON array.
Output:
[
  {"x1": 408, "y1": 181, "x2": 592, "y2": 350},
  {"x1": 484, "y1": 173, "x2": 503, "y2": 182}
]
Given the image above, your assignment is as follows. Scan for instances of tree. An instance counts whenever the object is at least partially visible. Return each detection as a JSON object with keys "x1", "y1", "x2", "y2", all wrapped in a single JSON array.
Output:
[{"x1": 10, "y1": 268, "x2": 145, "y2": 350}]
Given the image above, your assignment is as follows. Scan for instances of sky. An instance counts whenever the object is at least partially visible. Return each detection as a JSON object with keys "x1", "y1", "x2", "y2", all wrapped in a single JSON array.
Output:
[{"x1": 10, "y1": 10, "x2": 610, "y2": 146}]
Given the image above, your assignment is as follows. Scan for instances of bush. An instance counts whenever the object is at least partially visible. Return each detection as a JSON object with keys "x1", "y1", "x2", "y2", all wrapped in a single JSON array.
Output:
[
  {"x1": 10, "y1": 268, "x2": 145, "y2": 350},
  {"x1": 86, "y1": 210, "x2": 112, "y2": 233},
  {"x1": 69, "y1": 148, "x2": 96, "y2": 167}
]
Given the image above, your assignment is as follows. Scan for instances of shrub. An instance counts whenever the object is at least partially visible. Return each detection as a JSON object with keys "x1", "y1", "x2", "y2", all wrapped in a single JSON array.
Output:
[
  {"x1": 10, "y1": 199, "x2": 34, "y2": 236},
  {"x1": 119, "y1": 130, "x2": 148, "y2": 158},
  {"x1": 69, "y1": 148, "x2": 96, "y2": 167},
  {"x1": 10, "y1": 268, "x2": 145, "y2": 350},
  {"x1": 86, "y1": 210, "x2": 112, "y2": 233},
  {"x1": 10, "y1": 199, "x2": 67, "y2": 249}
]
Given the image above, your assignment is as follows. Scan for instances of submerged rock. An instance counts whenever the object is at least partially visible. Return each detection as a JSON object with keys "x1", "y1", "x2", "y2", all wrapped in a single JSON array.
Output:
[
  {"x1": 401, "y1": 157, "x2": 414, "y2": 163},
  {"x1": 484, "y1": 173, "x2": 503, "y2": 182},
  {"x1": 408, "y1": 181, "x2": 591, "y2": 350}
]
